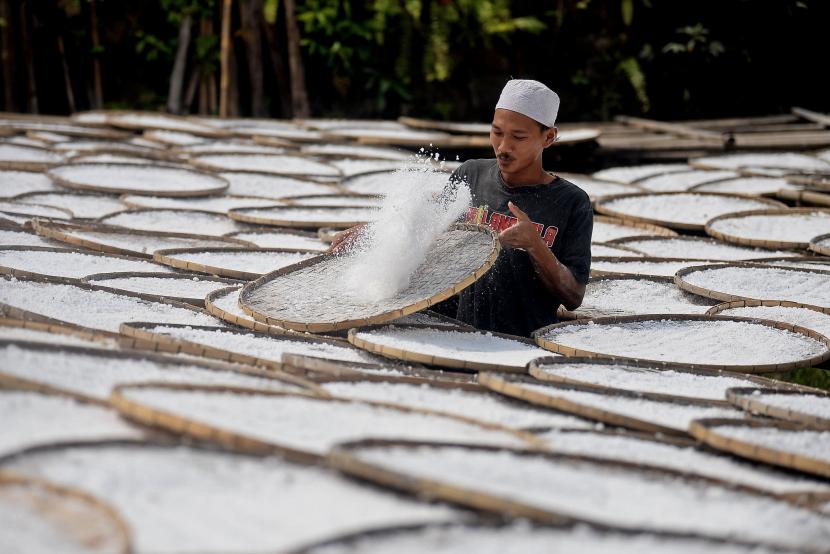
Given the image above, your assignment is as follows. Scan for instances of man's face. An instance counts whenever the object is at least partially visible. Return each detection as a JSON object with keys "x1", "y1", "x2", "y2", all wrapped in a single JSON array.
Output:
[{"x1": 490, "y1": 108, "x2": 556, "y2": 178}]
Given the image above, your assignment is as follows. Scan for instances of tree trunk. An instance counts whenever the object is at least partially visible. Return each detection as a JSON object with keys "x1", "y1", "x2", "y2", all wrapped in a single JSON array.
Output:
[
  {"x1": 184, "y1": 66, "x2": 200, "y2": 112},
  {"x1": 282, "y1": 0, "x2": 310, "y2": 118},
  {"x1": 89, "y1": 0, "x2": 103, "y2": 109},
  {"x1": 261, "y1": 15, "x2": 291, "y2": 117},
  {"x1": 57, "y1": 35, "x2": 76, "y2": 113},
  {"x1": 19, "y1": 1, "x2": 37, "y2": 113},
  {"x1": 167, "y1": 13, "x2": 193, "y2": 114},
  {"x1": 0, "y1": 0, "x2": 16, "y2": 111},
  {"x1": 219, "y1": 0, "x2": 233, "y2": 117},
  {"x1": 239, "y1": 0, "x2": 266, "y2": 117}
]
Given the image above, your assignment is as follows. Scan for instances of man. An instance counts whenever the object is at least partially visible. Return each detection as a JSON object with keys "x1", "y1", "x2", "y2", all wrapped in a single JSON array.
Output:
[{"x1": 447, "y1": 79, "x2": 592, "y2": 336}]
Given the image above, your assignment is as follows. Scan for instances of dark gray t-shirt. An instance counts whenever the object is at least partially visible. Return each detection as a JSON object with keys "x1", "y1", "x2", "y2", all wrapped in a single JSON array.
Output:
[{"x1": 449, "y1": 158, "x2": 593, "y2": 337}]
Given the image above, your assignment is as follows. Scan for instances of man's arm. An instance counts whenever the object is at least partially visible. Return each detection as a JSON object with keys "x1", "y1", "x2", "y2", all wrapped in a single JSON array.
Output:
[{"x1": 498, "y1": 201, "x2": 586, "y2": 310}]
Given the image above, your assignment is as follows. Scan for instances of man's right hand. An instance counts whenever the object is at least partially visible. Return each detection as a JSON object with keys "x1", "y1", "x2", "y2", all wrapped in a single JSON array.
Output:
[{"x1": 328, "y1": 224, "x2": 367, "y2": 253}]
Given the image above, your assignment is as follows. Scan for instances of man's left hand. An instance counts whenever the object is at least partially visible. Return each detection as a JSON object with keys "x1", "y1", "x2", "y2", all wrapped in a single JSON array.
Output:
[{"x1": 499, "y1": 201, "x2": 543, "y2": 251}]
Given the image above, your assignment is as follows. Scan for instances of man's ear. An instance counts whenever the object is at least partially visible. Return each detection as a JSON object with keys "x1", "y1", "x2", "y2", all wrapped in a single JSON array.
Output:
[{"x1": 543, "y1": 127, "x2": 557, "y2": 148}]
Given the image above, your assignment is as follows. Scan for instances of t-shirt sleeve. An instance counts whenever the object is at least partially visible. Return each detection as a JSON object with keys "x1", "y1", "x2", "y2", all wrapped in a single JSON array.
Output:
[{"x1": 557, "y1": 198, "x2": 593, "y2": 285}]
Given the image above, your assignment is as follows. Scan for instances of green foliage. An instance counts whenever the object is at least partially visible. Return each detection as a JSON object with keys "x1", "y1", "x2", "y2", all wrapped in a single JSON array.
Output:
[
  {"x1": 663, "y1": 24, "x2": 724, "y2": 57},
  {"x1": 772, "y1": 367, "x2": 830, "y2": 391}
]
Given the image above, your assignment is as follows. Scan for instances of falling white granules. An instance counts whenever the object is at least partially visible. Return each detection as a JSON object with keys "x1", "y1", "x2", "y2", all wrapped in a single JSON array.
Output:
[
  {"x1": 119, "y1": 387, "x2": 528, "y2": 453},
  {"x1": 590, "y1": 242, "x2": 644, "y2": 257},
  {"x1": 716, "y1": 304, "x2": 830, "y2": 338},
  {"x1": 558, "y1": 173, "x2": 642, "y2": 199},
  {"x1": 88, "y1": 275, "x2": 235, "y2": 301},
  {"x1": 56, "y1": 228, "x2": 239, "y2": 255},
  {"x1": 574, "y1": 279, "x2": 714, "y2": 317},
  {"x1": 352, "y1": 327, "x2": 549, "y2": 369},
  {"x1": 0, "y1": 169, "x2": 58, "y2": 197},
  {"x1": 0, "y1": 343, "x2": 300, "y2": 401},
  {"x1": 0, "y1": 390, "x2": 144, "y2": 457},
  {"x1": 0, "y1": 279, "x2": 221, "y2": 332},
  {"x1": 160, "y1": 249, "x2": 315, "y2": 276},
  {"x1": 148, "y1": 324, "x2": 375, "y2": 365},
  {"x1": 692, "y1": 176, "x2": 801, "y2": 195},
  {"x1": 533, "y1": 361, "x2": 760, "y2": 401},
  {"x1": 716, "y1": 425, "x2": 830, "y2": 462},
  {"x1": 227, "y1": 230, "x2": 327, "y2": 251},
  {"x1": 693, "y1": 152, "x2": 830, "y2": 172},
  {"x1": 592, "y1": 219, "x2": 671, "y2": 242},
  {"x1": 0, "y1": 248, "x2": 174, "y2": 278},
  {"x1": 599, "y1": 193, "x2": 774, "y2": 228},
  {"x1": 615, "y1": 237, "x2": 793, "y2": 260},
  {"x1": 635, "y1": 170, "x2": 738, "y2": 192},
  {"x1": 120, "y1": 194, "x2": 278, "y2": 213},
  {"x1": 680, "y1": 266, "x2": 830, "y2": 308},
  {"x1": 0, "y1": 326, "x2": 119, "y2": 349},
  {"x1": 738, "y1": 391, "x2": 830, "y2": 420},
  {"x1": 100, "y1": 209, "x2": 244, "y2": 236},
  {"x1": 48, "y1": 164, "x2": 227, "y2": 194},
  {"x1": 708, "y1": 211, "x2": 830, "y2": 245},
  {"x1": 6, "y1": 444, "x2": 457, "y2": 553},
  {"x1": 541, "y1": 319, "x2": 827, "y2": 366},
  {"x1": 591, "y1": 258, "x2": 711, "y2": 277},
  {"x1": 351, "y1": 444, "x2": 830, "y2": 550},
  {"x1": 193, "y1": 154, "x2": 340, "y2": 176},
  {"x1": 592, "y1": 163, "x2": 690, "y2": 184},
  {"x1": 339, "y1": 165, "x2": 471, "y2": 301},
  {"x1": 322, "y1": 381, "x2": 593, "y2": 430},
  {"x1": 20, "y1": 192, "x2": 127, "y2": 219},
  {"x1": 0, "y1": 229, "x2": 60, "y2": 248},
  {"x1": 536, "y1": 430, "x2": 829, "y2": 496}
]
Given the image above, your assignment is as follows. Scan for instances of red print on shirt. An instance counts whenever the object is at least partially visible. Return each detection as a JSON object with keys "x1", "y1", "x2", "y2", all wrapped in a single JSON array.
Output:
[{"x1": 465, "y1": 206, "x2": 558, "y2": 247}]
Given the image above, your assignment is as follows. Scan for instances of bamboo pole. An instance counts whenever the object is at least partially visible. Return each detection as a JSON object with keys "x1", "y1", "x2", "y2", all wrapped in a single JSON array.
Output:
[
  {"x1": 89, "y1": 0, "x2": 103, "y2": 109},
  {"x1": 0, "y1": 0, "x2": 15, "y2": 111},
  {"x1": 792, "y1": 107, "x2": 830, "y2": 128},
  {"x1": 167, "y1": 13, "x2": 193, "y2": 114},
  {"x1": 615, "y1": 115, "x2": 730, "y2": 146},
  {"x1": 57, "y1": 35, "x2": 76, "y2": 113},
  {"x1": 219, "y1": 0, "x2": 233, "y2": 117},
  {"x1": 283, "y1": 0, "x2": 310, "y2": 118},
  {"x1": 19, "y1": 0, "x2": 37, "y2": 113}
]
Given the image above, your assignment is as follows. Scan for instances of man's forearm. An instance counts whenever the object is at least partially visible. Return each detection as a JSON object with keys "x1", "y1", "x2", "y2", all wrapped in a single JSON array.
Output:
[{"x1": 526, "y1": 239, "x2": 585, "y2": 310}]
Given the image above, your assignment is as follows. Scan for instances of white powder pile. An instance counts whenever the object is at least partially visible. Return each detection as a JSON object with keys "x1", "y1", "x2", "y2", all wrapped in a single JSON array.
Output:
[
  {"x1": 0, "y1": 143, "x2": 63, "y2": 163},
  {"x1": 149, "y1": 324, "x2": 375, "y2": 365},
  {"x1": 340, "y1": 166, "x2": 470, "y2": 301},
  {"x1": 0, "y1": 249, "x2": 173, "y2": 278},
  {"x1": 616, "y1": 237, "x2": 792, "y2": 260},
  {"x1": 219, "y1": 171, "x2": 335, "y2": 198},
  {"x1": 717, "y1": 305, "x2": 830, "y2": 338},
  {"x1": 0, "y1": 343, "x2": 300, "y2": 400},
  {"x1": 330, "y1": 159, "x2": 402, "y2": 177},
  {"x1": 534, "y1": 362, "x2": 758, "y2": 401},
  {"x1": 0, "y1": 326, "x2": 119, "y2": 349},
  {"x1": 592, "y1": 164, "x2": 690, "y2": 184},
  {"x1": 90, "y1": 275, "x2": 234, "y2": 300},
  {"x1": 0, "y1": 390, "x2": 144, "y2": 457},
  {"x1": 165, "y1": 249, "x2": 314, "y2": 275},
  {"x1": 536, "y1": 430, "x2": 830, "y2": 496},
  {"x1": 194, "y1": 154, "x2": 340, "y2": 176},
  {"x1": 694, "y1": 153, "x2": 830, "y2": 172},
  {"x1": 0, "y1": 169, "x2": 57, "y2": 197},
  {"x1": 742, "y1": 391, "x2": 830, "y2": 420},
  {"x1": 354, "y1": 327, "x2": 549, "y2": 368},
  {"x1": 226, "y1": 231, "x2": 327, "y2": 251},
  {"x1": 558, "y1": 174, "x2": 642, "y2": 199},
  {"x1": 120, "y1": 195, "x2": 278, "y2": 213},
  {"x1": 233, "y1": 206, "x2": 378, "y2": 225},
  {"x1": 708, "y1": 211, "x2": 830, "y2": 244},
  {"x1": 692, "y1": 177, "x2": 800, "y2": 195},
  {"x1": 120, "y1": 387, "x2": 528, "y2": 453},
  {"x1": 592, "y1": 220, "x2": 670, "y2": 242},
  {"x1": 542, "y1": 319, "x2": 827, "y2": 366},
  {"x1": 6, "y1": 444, "x2": 456, "y2": 553},
  {"x1": 591, "y1": 259, "x2": 711, "y2": 277},
  {"x1": 322, "y1": 381, "x2": 594, "y2": 430},
  {"x1": 576, "y1": 279, "x2": 713, "y2": 317},
  {"x1": 681, "y1": 266, "x2": 830, "y2": 308},
  {"x1": 0, "y1": 229, "x2": 59, "y2": 248},
  {"x1": 48, "y1": 164, "x2": 227, "y2": 193},
  {"x1": 635, "y1": 170, "x2": 738, "y2": 192},
  {"x1": 100, "y1": 209, "x2": 244, "y2": 236},
  {"x1": 62, "y1": 228, "x2": 237, "y2": 255},
  {"x1": 0, "y1": 201, "x2": 69, "y2": 219},
  {"x1": 601, "y1": 194, "x2": 772, "y2": 227},
  {"x1": 590, "y1": 243, "x2": 644, "y2": 257},
  {"x1": 516, "y1": 382, "x2": 737, "y2": 431},
  {"x1": 21, "y1": 193, "x2": 127, "y2": 219},
  {"x1": 716, "y1": 425, "x2": 830, "y2": 462},
  {"x1": 756, "y1": 258, "x2": 830, "y2": 271},
  {"x1": 0, "y1": 279, "x2": 221, "y2": 332},
  {"x1": 353, "y1": 444, "x2": 830, "y2": 550}
]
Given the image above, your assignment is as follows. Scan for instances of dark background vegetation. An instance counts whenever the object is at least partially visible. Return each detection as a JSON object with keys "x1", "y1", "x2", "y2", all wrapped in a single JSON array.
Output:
[{"x1": 1, "y1": 0, "x2": 828, "y2": 122}]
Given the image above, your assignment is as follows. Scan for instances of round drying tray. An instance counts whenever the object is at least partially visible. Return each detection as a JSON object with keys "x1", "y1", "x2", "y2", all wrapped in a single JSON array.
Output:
[
  {"x1": 726, "y1": 387, "x2": 830, "y2": 429},
  {"x1": 228, "y1": 205, "x2": 377, "y2": 229},
  {"x1": 533, "y1": 314, "x2": 830, "y2": 373},
  {"x1": 47, "y1": 163, "x2": 230, "y2": 197},
  {"x1": 0, "y1": 143, "x2": 64, "y2": 171},
  {"x1": 13, "y1": 191, "x2": 127, "y2": 219},
  {"x1": 689, "y1": 418, "x2": 830, "y2": 479},
  {"x1": 592, "y1": 164, "x2": 690, "y2": 185},
  {"x1": 239, "y1": 224, "x2": 499, "y2": 333},
  {"x1": 704, "y1": 299, "x2": 830, "y2": 344},
  {"x1": 705, "y1": 208, "x2": 830, "y2": 249},
  {"x1": 153, "y1": 247, "x2": 319, "y2": 280},
  {"x1": 317, "y1": 227, "x2": 339, "y2": 243},
  {"x1": 809, "y1": 233, "x2": 830, "y2": 256},
  {"x1": 189, "y1": 153, "x2": 341, "y2": 178},
  {"x1": 105, "y1": 111, "x2": 230, "y2": 137},
  {"x1": 0, "y1": 471, "x2": 131, "y2": 554},
  {"x1": 119, "y1": 194, "x2": 279, "y2": 214},
  {"x1": 30, "y1": 220, "x2": 254, "y2": 259},
  {"x1": 592, "y1": 215, "x2": 677, "y2": 243},
  {"x1": 590, "y1": 256, "x2": 714, "y2": 279},
  {"x1": 0, "y1": 201, "x2": 73, "y2": 221},
  {"x1": 527, "y1": 356, "x2": 800, "y2": 405},
  {"x1": 594, "y1": 192, "x2": 784, "y2": 232},
  {"x1": 347, "y1": 324, "x2": 550, "y2": 373},
  {"x1": 788, "y1": 173, "x2": 830, "y2": 190},
  {"x1": 689, "y1": 176, "x2": 800, "y2": 196},
  {"x1": 689, "y1": 152, "x2": 830, "y2": 173},
  {"x1": 223, "y1": 228, "x2": 327, "y2": 251},
  {"x1": 608, "y1": 235, "x2": 799, "y2": 262},
  {"x1": 83, "y1": 271, "x2": 240, "y2": 307},
  {"x1": 283, "y1": 193, "x2": 383, "y2": 208},
  {"x1": 675, "y1": 262, "x2": 830, "y2": 311},
  {"x1": 204, "y1": 286, "x2": 300, "y2": 337},
  {"x1": 0, "y1": 317, "x2": 118, "y2": 348},
  {"x1": 0, "y1": 245, "x2": 175, "y2": 281}
]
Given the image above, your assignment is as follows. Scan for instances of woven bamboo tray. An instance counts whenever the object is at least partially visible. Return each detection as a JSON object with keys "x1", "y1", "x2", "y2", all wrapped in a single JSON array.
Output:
[
  {"x1": 347, "y1": 324, "x2": 549, "y2": 373},
  {"x1": 47, "y1": 163, "x2": 230, "y2": 197},
  {"x1": 726, "y1": 387, "x2": 830, "y2": 429},
  {"x1": 284, "y1": 193, "x2": 383, "y2": 208},
  {"x1": 689, "y1": 418, "x2": 830, "y2": 479},
  {"x1": 0, "y1": 317, "x2": 119, "y2": 348},
  {"x1": 228, "y1": 205, "x2": 377, "y2": 228},
  {"x1": 83, "y1": 271, "x2": 240, "y2": 307},
  {"x1": 594, "y1": 192, "x2": 783, "y2": 232},
  {"x1": 0, "y1": 201, "x2": 72, "y2": 220},
  {"x1": 326, "y1": 439, "x2": 830, "y2": 550},
  {"x1": 97, "y1": 207, "x2": 250, "y2": 237},
  {"x1": 105, "y1": 111, "x2": 229, "y2": 137},
  {"x1": 118, "y1": 321, "x2": 368, "y2": 372},
  {"x1": 590, "y1": 256, "x2": 714, "y2": 279},
  {"x1": 216, "y1": 169, "x2": 341, "y2": 199},
  {"x1": 810, "y1": 233, "x2": 830, "y2": 256},
  {"x1": 31, "y1": 220, "x2": 254, "y2": 259},
  {"x1": 592, "y1": 215, "x2": 677, "y2": 242},
  {"x1": 239, "y1": 224, "x2": 499, "y2": 333},
  {"x1": 153, "y1": 247, "x2": 318, "y2": 280},
  {"x1": 224, "y1": 228, "x2": 327, "y2": 251},
  {"x1": 608, "y1": 235, "x2": 799, "y2": 261},
  {"x1": 204, "y1": 286, "x2": 302, "y2": 337},
  {"x1": 0, "y1": 471, "x2": 131, "y2": 554},
  {"x1": 0, "y1": 143, "x2": 64, "y2": 171},
  {"x1": 299, "y1": 143, "x2": 411, "y2": 161},
  {"x1": 533, "y1": 314, "x2": 830, "y2": 373},
  {"x1": 317, "y1": 227, "x2": 338, "y2": 243},
  {"x1": 705, "y1": 208, "x2": 830, "y2": 249},
  {"x1": 12, "y1": 191, "x2": 127, "y2": 219},
  {"x1": 281, "y1": 352, "x2": 444, "y2": 380},
  {"x1": 189, "y1": 153, "x2": 341, "y2": 178},
  {"x1": 110, "y1": 383, "x2": 540, "y2": 463},
  {"x1": 675, "y1": 262, "x2": 830, "y2": 311},
  {"x1": 119, "y1": 193, "x2": 278, "y2": 214},
  {"x1": 689, "y1": 152, "x2": 830, "y2": 173},
  {"x1": 478, "y1": 372, "x2": 737, "y2": 436},
  {"x1": 705, "y1": 298, "x2": 830, "y2": 325},
  {"x1": 0, "y1": 245, "x2": 174, "y2": 281},
  {"x1": 592, "y1": 164, "x2": 690, "y2": 184}
]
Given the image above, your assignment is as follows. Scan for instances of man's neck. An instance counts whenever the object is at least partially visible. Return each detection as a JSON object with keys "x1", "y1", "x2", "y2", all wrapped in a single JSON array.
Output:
[{"x1": 500, "y1": 165, "x2": 555, "y2": 188}]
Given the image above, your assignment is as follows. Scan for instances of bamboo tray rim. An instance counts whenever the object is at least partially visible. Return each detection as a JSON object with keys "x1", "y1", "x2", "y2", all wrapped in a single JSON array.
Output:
[
  {"x1": 153, "y1": 246, "x2": 319, "y2": 280},
  {"x1": 809, "y1": 232, "x2": 830, "y2": 256},
  {"x1": 725, "y1": 386, "x2": 830, "y2": 430},
  {"x1": 227, "y1": 204, "x2": 377, "y2": 228},
  {"x1": 203, "y1": 285, "x2": 305, "y2": 337},
  {"x1": 82, "y1": 271, "x2": 241, "y2": 307},
  {"x1": 593, "y1": 214, "x2": 678, "y2": 237},
  {"x1": 704, "y1": 207, "x2": 830, "y2": 249}
]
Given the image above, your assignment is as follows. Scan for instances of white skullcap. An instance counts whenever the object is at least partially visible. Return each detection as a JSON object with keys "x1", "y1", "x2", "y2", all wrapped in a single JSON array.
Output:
[{"x1": 495, "y1": 79, "x2": 560, "y2": 128}]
